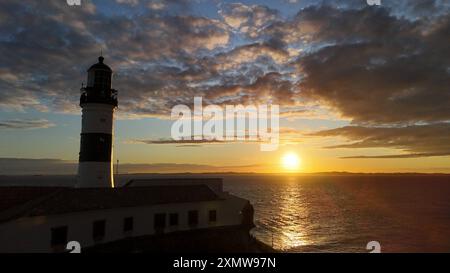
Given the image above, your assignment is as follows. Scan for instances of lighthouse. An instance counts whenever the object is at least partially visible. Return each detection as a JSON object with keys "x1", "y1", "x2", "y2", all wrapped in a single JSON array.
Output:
[{"x1": 77, "y1": 56, "x2": 118, "y2": 188}]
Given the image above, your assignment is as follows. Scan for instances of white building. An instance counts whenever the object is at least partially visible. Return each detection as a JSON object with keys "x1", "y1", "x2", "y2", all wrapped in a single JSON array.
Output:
[{"x1": 0, "y1": 180, "x2": 254, "y2": 253}]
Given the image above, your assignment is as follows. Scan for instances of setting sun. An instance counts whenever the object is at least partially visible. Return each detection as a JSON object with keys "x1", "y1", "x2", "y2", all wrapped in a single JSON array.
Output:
[{"x1": 281, "y1": 152, "x2": 302, "y2": 171}]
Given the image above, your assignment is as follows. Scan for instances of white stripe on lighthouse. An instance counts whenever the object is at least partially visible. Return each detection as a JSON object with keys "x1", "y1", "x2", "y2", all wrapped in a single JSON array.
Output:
[
  {"x1": 81, "y1": 103, "x2": 115, "y2": 134},
  {"x1": 77, "y1": 162, "x2": 114, "y2": 188}
]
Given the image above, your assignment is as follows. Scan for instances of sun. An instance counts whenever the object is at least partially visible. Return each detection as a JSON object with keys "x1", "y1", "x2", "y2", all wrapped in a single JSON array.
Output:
[{"x1": 281, "y1": 152, "x2": 301, "y2": 171}]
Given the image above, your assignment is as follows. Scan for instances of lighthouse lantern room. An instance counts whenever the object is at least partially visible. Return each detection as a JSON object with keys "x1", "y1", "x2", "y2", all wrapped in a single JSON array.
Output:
[{"x1": 77, "y1": 56, "x2": 118, "y2": 188}]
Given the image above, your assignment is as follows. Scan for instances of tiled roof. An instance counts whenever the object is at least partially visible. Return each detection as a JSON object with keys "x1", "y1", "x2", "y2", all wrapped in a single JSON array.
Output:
[
  {"x1": 0, "y1": 185, "x2": 220, "y2": 220},
  {"x1": 124, "y1": 178, "x2": 223, "y2": 187},
  {"x1": 124, "y1": 178, "x2": 224, "y2": 193},
  {"x1": 0, "y1": 187, "x2": 63, "y2": 212}
]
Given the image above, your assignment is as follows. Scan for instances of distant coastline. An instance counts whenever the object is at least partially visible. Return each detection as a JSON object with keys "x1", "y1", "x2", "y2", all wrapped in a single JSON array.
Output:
[
  {"x1": 2, "y1": 158, "x2": 450, "y2": 176},
  {"x1": 1, "y1": 172, "x2": 450, "y2": 189},
  {"x1": 2, "y1": 172, "x2": 450, "y2": 177}
]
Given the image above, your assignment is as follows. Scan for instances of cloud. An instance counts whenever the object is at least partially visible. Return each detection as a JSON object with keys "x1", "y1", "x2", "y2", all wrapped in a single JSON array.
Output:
[
  {"x1": 0, "y1": 119, "x2": 55, "y2": 130},
  {"x1": 1, "y1": 0, "x2": 448, "y2": 122},
  {"x1": 114, "y1": 0, "x2": 194, "y2": 10},
  {"x1": 0, "y1": 0, "x2": 449, "y2": 160},
  {"x1": 126, "y1": 138, "x2": 265, "y2": 147},
  {"x1": 116, "y1": 0, "x2": 140, "y2": 6},
  {"x1": 0, "y1": 0, "x2": 230, "y2": 116},
  {"x1": 341, "y1": 152, "x2": 450, "y2": 159},
  {"x1": 206, "y1": 43, "x2": 290, "y2": 71},
  {"x1": 126, "y1": 126, "x2": 304, "y2": 147},
  {"x1": 127, "y1": 139, "x2": 227, "y2": 145},
  {"x1": 201, "y1": 71, "x2": 298, "y2": 106},
  {"x1": 219, "y1": 2, "x2": 280, "y2": 38},
  {"x1": 311, "y1": 123, "x2": 450, "y2": 158},
  {"x1": 293, "y1": 5, "x2": 450, "y2": 125}
]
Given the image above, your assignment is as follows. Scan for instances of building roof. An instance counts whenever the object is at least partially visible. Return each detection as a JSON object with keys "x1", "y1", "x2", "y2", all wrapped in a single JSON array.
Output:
[
  {"x1": 0, "y1": 187, "x2": 63, "y2": 212},
  {"x1": 125, "y1": 178, "x2": 223, "y2": 187},
  {"x1": 124, "y1": 178, "x2": 224, "y2": 193},
  {"x1": 0, "y1": 185, "x2": 220, "y2": 221}
]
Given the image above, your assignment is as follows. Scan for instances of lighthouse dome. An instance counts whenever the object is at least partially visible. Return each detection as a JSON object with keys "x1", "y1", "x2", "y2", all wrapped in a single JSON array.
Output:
[
  {"x1": 86, "y1": 56, "x2": 112, "y2": 90},
  {"x1": 88, "y1": 56, "x2": 112, "y2": 72}
]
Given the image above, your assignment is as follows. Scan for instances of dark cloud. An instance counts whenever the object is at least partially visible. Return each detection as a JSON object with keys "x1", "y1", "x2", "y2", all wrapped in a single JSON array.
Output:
[
  {"x1": 311, "y1": 123, "x2": 450, "y2": 158},
  {"x1": 129, "y1": 139, "x2": 226, "y2": 145},
  {"x1": 128, "y1": 126, "x2": 304, "y2": 147},
  {"x1": 279, "y1": 3, "x2": 450, "y2": 159},
  {"x1": 341, "y1": 153, "x2": 450, "y2": 159},
  {"x1": 219, "y1": 2, "x2": 280, "y2": 38},
  {"x1": 0, "y1": 0, "x2": 230, "y2": 116},
  {"x1": 0, "y1": 0, "x2": 449, "y2": 158},
  {"x1": 294, "y1": 6, "x2": 450, "y2": 125},
  {"x1": 203, "y1": 71, "x2": 298, "y2": 106},
  {"x1": 1, "y1": 0, "x2": 448, "y2": 120},
  {"x1": 0, "y1": 119, "x2": 55, "y2": 130},
  {"x1": 127, "y1": 138, "x2": 266, "y2": 148}
]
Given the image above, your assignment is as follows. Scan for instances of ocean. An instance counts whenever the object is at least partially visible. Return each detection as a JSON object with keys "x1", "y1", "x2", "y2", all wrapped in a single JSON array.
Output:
[{"x1": 1, "y1": 173, "x2": 450, "y2": 253}]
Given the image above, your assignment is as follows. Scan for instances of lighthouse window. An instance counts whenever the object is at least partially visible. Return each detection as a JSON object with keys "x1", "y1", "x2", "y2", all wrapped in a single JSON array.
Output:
[
  {"x1": 93, "y1": 220, "x2": 106, "y2": 241},
  {"x1": 51, "y1": 226, "x2": 68, "y2": 247},
  {"x1": 94, "y1": 71, "x2": 110, "y2": 90},
  {"x1": 87, "y1": 71, "x2": 95, "y2": 87}
]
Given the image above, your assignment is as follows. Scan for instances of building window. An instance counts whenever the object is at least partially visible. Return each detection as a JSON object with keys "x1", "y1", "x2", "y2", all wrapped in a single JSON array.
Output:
[
  {"x1": 123, "y1": 217, "x2": 133, "y2": 233},
  {"x1": 188, "y1": 210, "x2": 199, "y2": 227},
  {"x1": 93, "y1": 220, "x2": 106, "y2": 241},
  {"x1": 154, "y1": 213, "x2": 166, "y2": 234},
  {"x1": 209, "y1": 210, "x2": 217, "y2": 222},
  {"x1": 169, "y1": 213, "x2": 179, "y2": 226},
  {"x1": 51, "y1": 226, "x2": 68, "y2": 247}
]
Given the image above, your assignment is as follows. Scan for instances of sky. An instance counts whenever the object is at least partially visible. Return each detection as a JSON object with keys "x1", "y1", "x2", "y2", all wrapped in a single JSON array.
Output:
[{"x1": 0, "y1": 0, "x2": 450, "y2": 174}]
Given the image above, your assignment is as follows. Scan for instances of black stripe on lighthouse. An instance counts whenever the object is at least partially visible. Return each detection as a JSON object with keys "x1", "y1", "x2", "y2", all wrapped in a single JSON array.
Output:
[{"x1": 79, "y1": 133, "x2": 112, "y2": 162}]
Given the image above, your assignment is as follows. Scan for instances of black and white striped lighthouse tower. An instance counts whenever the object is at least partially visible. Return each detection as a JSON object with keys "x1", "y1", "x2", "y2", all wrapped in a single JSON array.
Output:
[{"x1": 77, "y1": 56, "x2": 118, "y2": 188}]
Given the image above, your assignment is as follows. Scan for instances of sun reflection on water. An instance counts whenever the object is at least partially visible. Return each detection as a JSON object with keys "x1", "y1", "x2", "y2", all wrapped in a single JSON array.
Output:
[{"x1": 270, "y1": 176, "x2": 314, "y2": 251}]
